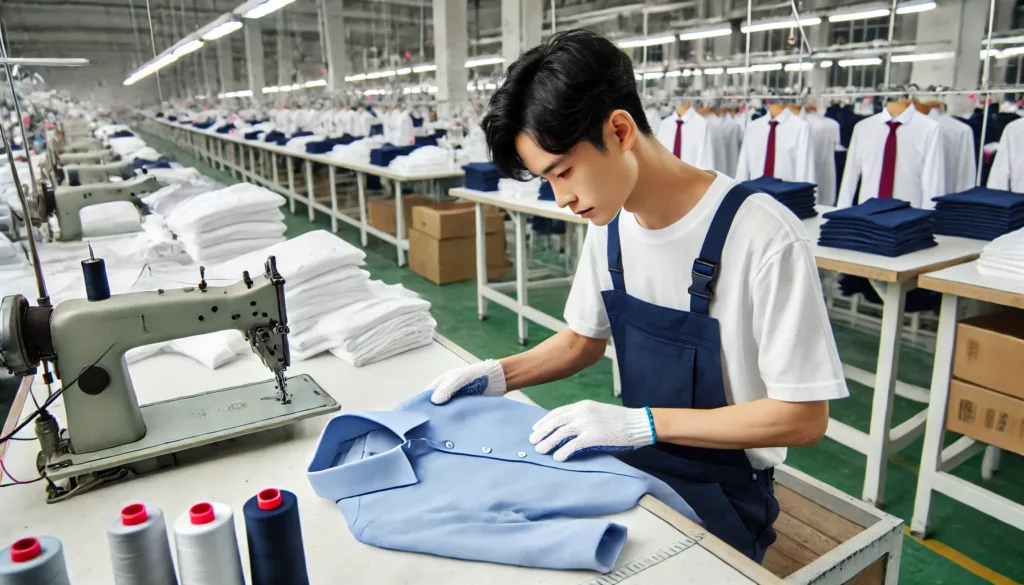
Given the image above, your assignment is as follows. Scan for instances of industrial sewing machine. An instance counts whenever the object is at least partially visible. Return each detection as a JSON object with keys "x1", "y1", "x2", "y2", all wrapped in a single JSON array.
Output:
[
  {"x1": 0, "y1": 255, "x2": 338, "y2": 500},
  {"x1": 59, "y1": 161, "x2": 137, "y2": 186},
  {"x1": 27, "y1": 173, "x2": 160, "y2": 241}
]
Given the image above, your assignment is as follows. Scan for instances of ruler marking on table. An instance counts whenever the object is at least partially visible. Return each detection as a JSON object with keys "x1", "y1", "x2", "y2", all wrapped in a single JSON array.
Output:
[{"x1": 576, "y1": 540, "x2": 702, "y2": 585}]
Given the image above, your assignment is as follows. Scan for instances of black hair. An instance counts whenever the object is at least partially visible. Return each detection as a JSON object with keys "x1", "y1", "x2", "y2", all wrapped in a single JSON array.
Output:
[{"x1": 482, "y1": 29, "x2": 652, "y2": 181}]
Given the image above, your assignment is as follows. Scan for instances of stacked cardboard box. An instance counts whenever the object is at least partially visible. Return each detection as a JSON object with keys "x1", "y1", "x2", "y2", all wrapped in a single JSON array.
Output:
[
  {"x1": 947, "y1": 311, "x2": 1024, "y2": 456},
  {"x1": 409, "y1": 202, "x2": 507, "y2": 285},
  {"x1": 367, "y1": 195, "x2": 433, "y2": 238}
]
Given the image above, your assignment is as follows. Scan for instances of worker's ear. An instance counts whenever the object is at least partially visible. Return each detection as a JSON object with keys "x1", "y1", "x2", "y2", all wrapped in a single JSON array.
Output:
[{"x1": 606, "y1": 110, "x2": 637, "y2": 153}]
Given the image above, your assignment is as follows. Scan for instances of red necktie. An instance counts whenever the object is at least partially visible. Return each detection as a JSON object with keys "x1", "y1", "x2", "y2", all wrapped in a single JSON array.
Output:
[
  {"x1": 673, "y1": 119, "x2": 683, "y2": 159},
  {"x1": 763, "y1": 120, "x2": 779, "y2": 177},
  {"x1": 878, "y1": 121, "x2": 902, "y2": 199}
]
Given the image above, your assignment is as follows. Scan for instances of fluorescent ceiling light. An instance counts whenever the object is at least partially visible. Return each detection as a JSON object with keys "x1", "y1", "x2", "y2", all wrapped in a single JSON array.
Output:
[
  {"x1": 262, "y1": 86, "x2": 279, "y2": 93},
  {"x1": 644, "y1": 71, "x2": 665, "y2": 79},
  {"x1": 665, "y1": 70, "x2": 683, "y2": 77},
  {"x1": 681, "y1": 69, "x2": 693, "y2": 77},
  {"x1": 896, "y1": 1, "x2": 936, "y2": 14},
  {"x1": 396, "y1": 67, "x2": 412, "y2": 75},
  {"x1": 784, "y1": 62, "x2": 816, "y2": 71},
  {"x1": 172, "y1": 40, "x2": 204, "y2": 58},
  {"x1": 413, "y1": 64, "x2": 437, "y2": 73},
  {"x1": 820, "y1": 60, "x2": 834, "y2": 68},
  {"x1": 741, "y1": 17, "x2": 821, "y2": 34},
  {"x1": 279, "y1": 85, "x2": 293, "y2": 92},
  {"x1": 726, "y1": 66, "x2": 746, "y2": 74},
  {"x1": 617, "y1": 35, "x2": 676, "y2": 49},
  {"x1": 634, "y1": 73, "x2": 643, "y2": 80},
  {"x1": 202, "y1": 20, "x2": 242, "y2": 41},
  {"x1": 344, "y1": 73, "x2": 367, "y2": 82},
  {"x1": 980, "y1": 49, "x2": 1001, "y2": 59},
  {"x1": 427, "y1": 86, "x2": 438, "y2": 93},
  {"x1": 235, "y1": 90, "x2": 253, "y2": 97},
  {"x1": 727, "y1": 63, "x2": 783, "y2": 74},
  {"x1": 366, "y1": 70, "x2": 396, "y2": 79},
  {"x1": 465, "y1": 57, "x2": 504, "y2": 68},
  {"x1": 304, "y1": 79, "x2": 327, "y2": 87},
  {"x1": 678, "y1": 27, "x2": 732, "y2": 41},
  {"x1": 829, "y1": 8, "x2": 890, "y2": 22},
  {"x1": 838, "y1": 57, "x2": 883, "y2": 67},
  {"x1": 985, "y1": 35, "x2": 1024, "y2": 46},
  {"x1": 244, "y1": 0, "x2": 296, "y2": 19},
  {"x1": 691, "y1": 69, "x2": 703, "y2": 76},
  {"x1": 703, "y1": 67, "x2": 724, "y2": 75},
  {"x1": 999, "y1": 46, "x2": 1024, "y2": 58},
  {"x1": 891, "y1": 51, "x2": 955, "y2": 62},
  {"x1": 289, "y1": 83, "x2": 300, "y2": 90}
]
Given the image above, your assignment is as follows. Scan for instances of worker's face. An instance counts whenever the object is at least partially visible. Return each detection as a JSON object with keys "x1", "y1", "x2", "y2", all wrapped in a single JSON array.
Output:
[{"x1": 514, "y1": 110, "x2": 639, "y2": 226}]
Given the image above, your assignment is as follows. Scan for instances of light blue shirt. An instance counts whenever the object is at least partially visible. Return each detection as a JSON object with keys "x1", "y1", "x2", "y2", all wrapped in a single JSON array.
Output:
[{"x1": 306, "y1": 391, "x2": 701, "y2": 573}]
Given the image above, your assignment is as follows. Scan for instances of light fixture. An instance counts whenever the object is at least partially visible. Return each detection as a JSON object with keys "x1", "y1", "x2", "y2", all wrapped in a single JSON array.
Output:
[
  {"x1": 484, "y1": 82, "x2": 497, "y2": 90},
  {"x1": 703, "y1": 67, "x2": 724, "y2": 75},
  {"x1": 366, "y1": 70, "x2": 396, "y2": 79},
  {"x1": 427, "y1": 86, "x2": 438, "y2": 93},
  {"x1": 726, "y1": 66, "x2": 746, "y2": 74},
  {"x1": 828, "y1": 8, "x2": 890, "y2": 22},
  {"x1": 413, "y1": 64, "x2": 437, "y2": 73},
  {"x1": 665, "y1": 70, "x2": 683, "y2": 77},
  {"x1": 999, "y1": 46, "x2": 1024, "y2": 58},
  {"x1": 396, "y1": 67, "x2": 412, "y2": 75},
  {"x1": 980, "y1": 48, "x2": 1001, "y2": 59},
  {"x1": 691, "y1": 69, "x2": 703, "y2": 76},
  {"x1": 244, "y1": 0, "x2": 296, "y2": 19},
  {"x1": 644, "y1": 71, "x2": 665, "y2": 79},
  {"x1": 465, "y1": 56, "x2": 504, "y2": 68},
  {"x1": 838, "y1": 57, "x2": 884, "y2": 67},
  {"x1": 784, "y1": 62, "x2": 815, "y2": 71},
  {"x1": 262, "y1": 86, "x2": 279, "y2": 93},
  {"x1": 236, "y1": 90, "x2": 253, "y2": 97},
  {"x1": 678, "y1": 27, "x2": 732, "y2": 41},
  {"x1": 681, "y1": 69, "x2": 693, "y2": 77},
  {"x1": 820, "y1": 60, "x2": 834, "y2": 68},
  {"x1": 896, "y1": 1, "x2": 936, "y2": 14},
  {"x1": 289, "y1": 83, "x2": 300, "y2": 90},
  {"x1": 172, "y1": 39, "x2": 204, "y2": 58},
  {"x1": 304, "y1": 79, "x2": 327, "y2": 87},
  {"x1": 616, "y1": 35, "x2": 676, "y2": 49},
  {"x1": 279, "y1": 85, "x2": 293, "y2": 92},
  {"x1": 891, "y1": 51, "x2": 955, "y2": 62},
  {"x1": 344, "y1": 73, "x2": 368, "y2": 82},
  {"x1": 741, "y1": 17, "x2": 821, "y2": 34},
  {"x1": 202, "y1": 20, "x2": 242, "y2": 41}
]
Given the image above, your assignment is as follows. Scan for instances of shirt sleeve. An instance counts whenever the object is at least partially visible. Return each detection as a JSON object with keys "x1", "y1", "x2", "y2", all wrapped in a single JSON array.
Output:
[
  {"x1": 987, "y1": 131, "x2": 1011, "y2": 190},
  {"x1": 796, "y1": 124, "x2": 817, "y2": 185},
  {"x1": 921, "y1": 125, "x2": 946, "y2": 207},
  {"x1": 836, "y1": 124, "x2": 862, "y2": 208},
  {"x1": 564, "y1": 227, "x2": 612, "y2": 340},
  {"x1": 751, "y1": 239, "x2": 849, "y2": 402}
]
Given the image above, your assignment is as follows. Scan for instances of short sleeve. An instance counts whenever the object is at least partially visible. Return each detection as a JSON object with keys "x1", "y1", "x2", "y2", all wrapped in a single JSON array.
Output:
[
  {"x1": 563, "y1": 227, "x2": 612, "y2": 340},
  {"x1": 751, "y1": 239, "x2": 848, "y2": 402}
]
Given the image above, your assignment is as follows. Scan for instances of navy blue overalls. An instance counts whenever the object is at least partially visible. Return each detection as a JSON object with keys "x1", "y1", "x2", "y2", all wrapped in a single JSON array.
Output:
[{"x1": 610, "y1": 184, "x2": 780, "y2": 562}]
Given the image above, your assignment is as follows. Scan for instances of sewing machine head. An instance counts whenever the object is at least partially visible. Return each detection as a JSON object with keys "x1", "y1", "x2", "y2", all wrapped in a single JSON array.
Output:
[
  {"x1": 61, "y1": 161, "x2": 137, "y2": 186},
  {"x1": 36, "y1": 173, "x2": 158, "y2": 241},
  {"x1": 0, "y1": 256, "x2": 291, "y2": 456},
  {"x1": 58, "y1": 150, "x2": 118, "y2": 165}
]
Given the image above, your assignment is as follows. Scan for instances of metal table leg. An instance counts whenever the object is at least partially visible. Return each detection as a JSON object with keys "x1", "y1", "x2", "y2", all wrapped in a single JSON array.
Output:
[
  {"x1": 395, "y1": 179, "x2": 406, "y2": 266},
  {"x1": 476, "y1": 202, "x2": 488, "y2": 321},
  {"x1": 305, "y1": 160, "x2": 316, "y2": 222},
  {"x1": 271, "y1": 153, "x2": 279, "y2": 188},
  {"x1": 513, "y1": 210, "x2": 529, "y2": 346},
  {"x1": 248, "y1": 147, "x2": 257, "y2": 181},
  {"x1": 357, "y1": 171, "x2": 369, "y2": 247},
  {"x1": 286, "y1": 156, "x2": 296, "y2": 214},
  {"x1": 328, "y1": 166, "x2": 338, "y2": 233}
]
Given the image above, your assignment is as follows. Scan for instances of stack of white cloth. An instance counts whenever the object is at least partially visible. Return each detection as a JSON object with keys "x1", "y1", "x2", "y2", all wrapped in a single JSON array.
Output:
[
  {"x1": 328, "y1": 137, "x2": 385, "y2": 164},
  {"x1": 108, "y1": 136, "x2": 148, "y2": 157},
  {"x1": 166, "y1": 183, "x2": 287, "y2": 263},
  {"x1": 285, "y1": 134, "x2": 326, "y2": 152},
  {"x1": 143, "y1": 166, "x2": 202, "y2": 185},
  {"x1": 978, "y1": 228, "x2": 1024, "y2": 281},
  {"x1": 142, "y1": 183, "x2": 217, "y2": 216},
  {"x1": 498, "y1": 177, "x2": 542, "y2": 199},
  {"x1": 129, "y1": 146, "x2": 162, "y2": 161},
  {"x1": 389, "y1": 146, "x2": 453, "y2": 174},
  {"x1": 324, "y1": 282, "x2": 436, "y2": 366}
]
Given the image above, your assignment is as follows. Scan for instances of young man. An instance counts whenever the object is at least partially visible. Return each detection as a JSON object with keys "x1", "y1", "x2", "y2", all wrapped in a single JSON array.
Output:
[{"x1": 427, "y1": 30, "x2": 848, "y2": 562}]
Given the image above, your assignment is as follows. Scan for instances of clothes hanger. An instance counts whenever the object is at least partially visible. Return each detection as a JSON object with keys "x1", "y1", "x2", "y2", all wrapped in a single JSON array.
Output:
[
  {"x1": 676, "y1": 101, "x2": 691, "y2": 116},
  {"x1": 886, "y1": 100, "x2": 913, "y2": 117}
]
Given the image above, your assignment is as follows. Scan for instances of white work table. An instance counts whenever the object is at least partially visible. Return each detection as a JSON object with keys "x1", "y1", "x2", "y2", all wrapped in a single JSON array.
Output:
[
  {"x1": 1, "y1": 336, "x2": 789, "y2": 585},
  {"x1": 911, "y1": 261, "x2": 1024, "y2": 537},
  {"x1": 139, "y1": 115, "x2": 465, "y2": 267}
]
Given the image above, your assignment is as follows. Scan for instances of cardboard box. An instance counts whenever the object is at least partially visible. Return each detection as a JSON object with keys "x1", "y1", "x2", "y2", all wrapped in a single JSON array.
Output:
[
  {"x1": 946, "y1": 379, "x2": 1024, "y2": 457},
  {"x1": 411, "y1": 202, "x2": 504, "y2": 239},
  {"x1": 367, "y1": 195, "x2": 432, "y2": 238},
  {"x1": 409, "y1": 229, "x2": 506, "y2": 285},
  {"x1": 953, "y1": 311, "x2": 1024, "y2": 401}
]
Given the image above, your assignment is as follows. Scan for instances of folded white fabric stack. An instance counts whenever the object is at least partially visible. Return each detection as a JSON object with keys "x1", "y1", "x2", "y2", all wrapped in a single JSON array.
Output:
[
  {"x1": 978, "y1": 228, "x2": 1024, "y2": 281},
  {"x1": 389, "y1": 146, "x2": 452, "y2": 174},
  {"x1": 142, "y1": 184, "x2": 216, "y2": 216},
  {"x1": 498, "y1": 177, "x2": 542, "y2": 199},
  {"x1": 166, "y1": 183, "x2": 287, "y2": 263},
  {"x1": 328, "y1": 137, "x2": 385, "y2": 164},
  {"x1": 108, "y1": 136, "x2": 148, "y2": 157},
  {"x1": 73, "y1": 201, "x2": 143, "y2": 237},
  {"x1": 129, "y1": 146, "x2": 162, "y2": 161},
  {"x1": 143, "y1": 166, "x2": 202, "y2": 185}
]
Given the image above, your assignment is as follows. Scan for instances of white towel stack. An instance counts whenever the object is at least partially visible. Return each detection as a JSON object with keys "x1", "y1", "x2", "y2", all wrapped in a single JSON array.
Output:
[
  {"x1": 389, "y1": 146, "x2": 452, "y2": 174},
  {"x1": 978, "y1": 228, "x2": 1024, "y2": 281},
  {"x1": 498, "y1": 178, "x2": 542, "y2": 199},
  {"x1": 324, "y1": 282, "x2": 436, "y2": 366},
  {"x1": 167, "y1": 183, "x2": 287, "y2": 263}
]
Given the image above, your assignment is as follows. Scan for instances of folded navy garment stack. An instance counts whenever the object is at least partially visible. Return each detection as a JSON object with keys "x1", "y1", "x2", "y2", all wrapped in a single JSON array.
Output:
[
  {"x1": 741, "y1": 177, "x2": 818, "y2": 220},
  {"x1": 462, "y1": 162, "x2": 502, "y2": 191},
  {"x1": 215, "y1": 124, "x2": 236, "y2": 134},
  {"x1": 819, "y1": 198, "x2": 937, "y2": 257},
  {"x1": 931, "y1": 186, "x2": 1024, "y2": 241},
  {"x1": 370, "y1": 144, "x2": 419, "y2": 167}
]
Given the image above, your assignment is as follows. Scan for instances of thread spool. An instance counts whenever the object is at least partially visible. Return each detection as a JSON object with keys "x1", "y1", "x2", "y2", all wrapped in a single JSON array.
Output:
[
  {"x1": 173, "y1": 502, "x2": 244, "y2": 585},
  {"x1": 81, "y1": 242, "x2": 110, "y2": 302},
  {"x1": 0, "y1": 536, "x2": 71, "y2": 585},
  {"x1": 243, "y1": 488, "x2": 309, "y2": 585},
  {"x1": 106, "y1": 502, "x2": 178, "y2": 585}
]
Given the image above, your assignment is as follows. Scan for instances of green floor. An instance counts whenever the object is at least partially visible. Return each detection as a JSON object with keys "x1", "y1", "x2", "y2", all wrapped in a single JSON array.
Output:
[{"x1": 142, "y1": 130, "x2": 1024, "y2": 584}]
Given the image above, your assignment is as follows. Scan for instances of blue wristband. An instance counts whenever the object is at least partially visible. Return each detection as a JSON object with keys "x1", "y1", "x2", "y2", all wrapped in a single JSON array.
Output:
[{"x1": 643, "y1": 406, "x2": 657, "y2": 445}]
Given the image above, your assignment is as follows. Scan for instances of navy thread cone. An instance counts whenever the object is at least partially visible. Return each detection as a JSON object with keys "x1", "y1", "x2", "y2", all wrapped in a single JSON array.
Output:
[{"x1": 244, "y1": 489, "x2": 309, "y2": 585}]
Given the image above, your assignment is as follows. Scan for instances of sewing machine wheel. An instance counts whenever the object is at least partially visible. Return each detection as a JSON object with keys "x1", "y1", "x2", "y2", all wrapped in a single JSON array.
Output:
[{"x1": 0, "y1": 295, "x2": 53, "y2": 376}]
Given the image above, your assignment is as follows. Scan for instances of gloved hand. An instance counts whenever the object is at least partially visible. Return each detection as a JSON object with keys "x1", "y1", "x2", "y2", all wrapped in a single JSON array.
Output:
[
  {"x1": 529, "y1": 400, "x2": 655, "y2": 462},
  {"x1": 429, "y1": 359, "x2": 507, "y2": 405}
]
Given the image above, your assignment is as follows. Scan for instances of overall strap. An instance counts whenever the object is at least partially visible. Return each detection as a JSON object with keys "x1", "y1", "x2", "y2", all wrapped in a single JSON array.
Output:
[
  {"x1": 689, "y1": 184, "x2": 758, "y2": 316},
  {"x1": 607, "y1": 214, "x2": 626, "y2": 292}
]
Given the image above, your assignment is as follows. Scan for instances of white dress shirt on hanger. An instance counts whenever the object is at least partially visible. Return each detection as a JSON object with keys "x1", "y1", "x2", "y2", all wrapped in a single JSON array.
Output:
[
  {"x1": 929, "y1": 108, "x2": 977, "y2": 194},
  {"x1": 988, "y1": 117, "x2": 1024, "y2": 192},
  {"x1": 837, "y1": 105, "x2": 945, "y2": 209},
  {"x1": 655, "y1": 107, "x2": 718, "y2": 170},
  {"x1": 736, "y1": 108, "x2": 815, "y2": 184},
  {"x1": 801, "y1": 110, "x2": 840, "y2": 205}
]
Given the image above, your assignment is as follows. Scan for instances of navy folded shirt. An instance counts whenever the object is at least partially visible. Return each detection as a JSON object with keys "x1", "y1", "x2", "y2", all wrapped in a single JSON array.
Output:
[
  {"x1": 463, "y1": 162, "x2": 502, "y2": 192},
  {"x1": 819, "y1": 198, "x2": 937, "y2": 256},
  {"x1": 741, "y1": 177, "x2": 818, "y2": 219},
  {"x1": 931, "y1": 186, "x2": 1024, "y2": 240}
]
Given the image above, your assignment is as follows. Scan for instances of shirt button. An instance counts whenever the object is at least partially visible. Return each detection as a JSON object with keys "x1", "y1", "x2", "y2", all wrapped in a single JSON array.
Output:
[
  {"x1": 751, "y1": 472, "x2": 758, "y2": 481},
  {"x1": 517, "y1": 451, "x2": 527, "y2": 458},
  {"x1": 482, "y1": 447, "x2": 492, "y2": 454},
  {"x1": 444, "y1": 441, "x2": 454, "y2": 449}
]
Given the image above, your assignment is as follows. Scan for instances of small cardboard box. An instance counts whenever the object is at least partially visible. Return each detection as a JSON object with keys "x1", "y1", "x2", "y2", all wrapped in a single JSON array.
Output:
[
  {"x1": 411, "y1": 202, "x2": 504, "y2": 239},
  {"x1": 367, "y1": 195, "x2": 433, "y2": 238},
  {"x1": 953, "y1": 311, "x2": 1024, "y2": 401},
  {"x1": 409, "y1": 229, "x2": 506, "y2": 285},
  {"x1": 946, "y1": 379, "x2": 1024, "y2": 457}
]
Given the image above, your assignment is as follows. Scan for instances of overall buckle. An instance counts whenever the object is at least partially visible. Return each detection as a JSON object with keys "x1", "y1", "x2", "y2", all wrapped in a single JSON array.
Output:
[{"x1": 688, "y1": 259, "x2": 718, "y2": 301}]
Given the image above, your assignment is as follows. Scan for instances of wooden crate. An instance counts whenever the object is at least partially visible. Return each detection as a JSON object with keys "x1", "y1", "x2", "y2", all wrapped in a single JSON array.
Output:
[{"x1": 770, "y1": 466, "x2": 903, "y2": 585}]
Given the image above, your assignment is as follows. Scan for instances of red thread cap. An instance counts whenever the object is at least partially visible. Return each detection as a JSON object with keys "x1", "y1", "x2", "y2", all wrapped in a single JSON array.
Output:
[
  {"x1": 10, "y1": 538, "x2": 41, "y2": 563},
  {"x1": 121, "y1": 503, "x2": 149, "y2": 526},
  {"x1": 257, "y1": 488, "x2": 282, "y2": 511},
  {"x1": 189, "y1": 502, "x2": 216, "y2": 525}
]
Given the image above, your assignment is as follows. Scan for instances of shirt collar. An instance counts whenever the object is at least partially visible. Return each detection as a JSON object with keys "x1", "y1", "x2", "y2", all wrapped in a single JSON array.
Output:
[
  {"x1": 770, "y1": 107, "x2": 793, "y2": 124},
  {"x1": 681, "y1": 106, "x2": 699, "y2": 123},
  {"x1": 882, "y1": 104, "x2": 917, "y2": 125},
  {"x1": 306, "y1": 409, "x2": 429, "y2": 502}
]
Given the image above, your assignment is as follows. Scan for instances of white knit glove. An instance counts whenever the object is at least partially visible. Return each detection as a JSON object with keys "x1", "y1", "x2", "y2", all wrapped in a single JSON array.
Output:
[
  {"x1": 428, "y1": 359, "x2": 507, "y2": 405},
  {"x1": 529, "y1": 400, "x2": 656, "y2": 463}
]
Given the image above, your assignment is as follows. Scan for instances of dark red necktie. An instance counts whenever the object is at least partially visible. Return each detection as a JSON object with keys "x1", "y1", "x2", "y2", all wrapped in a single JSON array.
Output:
[
  {"x1": 673, "y1": 119, "x2": 683, "y2": 158},
  {"x1": 763, "y1": 120, "x2": 779, "y2": 177},
  {"x1": 878, "y1": 121, "x2": 902, "y2": 199}
]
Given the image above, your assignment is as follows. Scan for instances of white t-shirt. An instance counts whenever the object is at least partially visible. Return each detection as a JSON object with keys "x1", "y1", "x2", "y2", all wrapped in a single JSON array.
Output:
[{"x1": 564, "y1": 172, "x2": 848, "y2": 470}]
